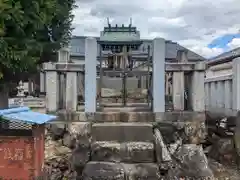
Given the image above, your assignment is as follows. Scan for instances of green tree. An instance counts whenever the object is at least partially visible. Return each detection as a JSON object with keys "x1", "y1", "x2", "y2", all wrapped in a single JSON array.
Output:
[{"x1": 0, "y1": 0, "x2": 76, "y2": 108}]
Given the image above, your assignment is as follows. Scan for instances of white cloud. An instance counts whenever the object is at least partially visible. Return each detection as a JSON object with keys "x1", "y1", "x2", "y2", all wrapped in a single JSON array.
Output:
[
  {"x1": 227, "y1": 38, "x2": 240, "y2": 49},
  {"x1": 73, "y1": 0, "x2": 240, "y2": 58}
]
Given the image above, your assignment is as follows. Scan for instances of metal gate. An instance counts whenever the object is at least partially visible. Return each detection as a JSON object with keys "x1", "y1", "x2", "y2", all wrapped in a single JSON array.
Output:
[{"x1": 98, "y1": 44, "x2": 152, "y2": 109}]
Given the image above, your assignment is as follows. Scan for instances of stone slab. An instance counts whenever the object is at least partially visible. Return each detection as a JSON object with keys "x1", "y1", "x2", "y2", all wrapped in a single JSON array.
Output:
[
  {"x1": 93, "y1": 112, "x2": 155, "y2": 122},
  {"x1": 82, "y1": 162, "x2": 161, "y2": 180},
  {"x1": 155, "y1": 111, "x2": 206, "y2": 122},
  {"x1": 91, "y1": 141, "x2": 154, "y2": 163},
  {"x1": 122, "y1": 163, "x2": 161, "y2": 180},
  {"x1": 82, "y1": 162, "x2": 125, "y2": 180},
  {"x1": 92, "y1": 123, "x2": 154, "y2": 142}
]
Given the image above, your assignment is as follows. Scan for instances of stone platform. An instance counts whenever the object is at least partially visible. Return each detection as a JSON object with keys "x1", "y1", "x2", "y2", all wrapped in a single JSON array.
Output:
[{"x1": 44, "y1": 110, "x2": 217, "y2": 179}]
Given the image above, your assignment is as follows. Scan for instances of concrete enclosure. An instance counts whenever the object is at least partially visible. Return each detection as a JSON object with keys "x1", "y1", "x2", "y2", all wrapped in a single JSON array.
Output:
[
  {"x1": 42, "y1": 37, "x2": 205, "y2": 113},
  {"x1": 205, "y1": 57, "x2": 240, "y2": 116}
]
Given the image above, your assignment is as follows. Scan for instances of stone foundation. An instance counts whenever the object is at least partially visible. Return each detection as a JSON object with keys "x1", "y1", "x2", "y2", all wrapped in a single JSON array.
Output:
[{"x1": 44, "y1": 111, "x2": 240, "y2": 179}]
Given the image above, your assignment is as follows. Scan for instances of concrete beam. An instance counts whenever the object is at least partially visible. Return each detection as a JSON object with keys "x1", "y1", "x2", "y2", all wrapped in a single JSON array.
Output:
[{"x1": 205, "y1": 74, "x2": 232, "y2": 83}]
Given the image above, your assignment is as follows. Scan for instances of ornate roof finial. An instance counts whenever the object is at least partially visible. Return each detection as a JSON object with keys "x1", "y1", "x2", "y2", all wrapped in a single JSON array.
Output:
[
  {"x1": 129, "y1": 18, "x2": 132, "y2": 27},
  {"x1": 107, "y1": 17, "x2": 110, "y2": 27}
]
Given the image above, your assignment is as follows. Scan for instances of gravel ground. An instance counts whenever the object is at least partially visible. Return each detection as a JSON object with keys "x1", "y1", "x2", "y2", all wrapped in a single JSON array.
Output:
[{"x1": 208, "y1": 158, "x2": 240, "y2": 180}]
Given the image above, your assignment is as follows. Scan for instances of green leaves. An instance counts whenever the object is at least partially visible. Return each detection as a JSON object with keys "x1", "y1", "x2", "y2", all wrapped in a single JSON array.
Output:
[{"x1": 0, "y1": 0, "x2": 76, "y2": 82}]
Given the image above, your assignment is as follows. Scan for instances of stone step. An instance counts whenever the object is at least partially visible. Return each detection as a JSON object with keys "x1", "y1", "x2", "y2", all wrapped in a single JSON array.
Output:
[
  {"x1": 82, "y1": 162, "x2": 161, "y2": 180},
  {"x1": 56, "y1": 111, "x2": 155, "y2": 122},
  {"x1": 92, "y1": 122, "x2": 154, "y2": 142},
  {"x1": 91, "y1": 141, "x2": 154, "y2": 163},
  {"x1": 93, "y1": 111, "x2": 155, "y2": 122}
]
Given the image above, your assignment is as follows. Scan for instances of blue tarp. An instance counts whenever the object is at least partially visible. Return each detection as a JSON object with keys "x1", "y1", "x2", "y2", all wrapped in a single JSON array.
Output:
[{"x1": 0, "y1": 107, "x2": 57, "y2": 124}]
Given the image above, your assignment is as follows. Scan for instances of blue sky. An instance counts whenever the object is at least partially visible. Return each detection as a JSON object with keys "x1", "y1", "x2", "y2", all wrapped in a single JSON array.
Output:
[{"x1": 208, "y1": 33, "x2": 240, "y2": 51}]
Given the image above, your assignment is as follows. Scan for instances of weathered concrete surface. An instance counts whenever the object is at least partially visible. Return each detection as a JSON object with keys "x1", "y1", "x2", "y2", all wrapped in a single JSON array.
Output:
[
  {"x1": 92, "y1": 122, "x2": 154, "y2": 142},
  {"x1": 55, "y1": 111, "x2": 205, "y2": 124},
  {"x1": 56, "y1": 111, "x2": 155, "y2": 122},
  {"x1": 82, "y1": 162, "x2": 161, "y2": 180},
  {"x1": 91, "y1": 141, "x2": 154, "y2": 163},
  {"x1": 155, "y1": 111, "x2": 205, "y2": 122},
  {"x1": 93, "y1": 112, "x2": 155, "y2": 122},
  {"x1": 82, "y1": 162, "x2": 125, "y2": 180}
]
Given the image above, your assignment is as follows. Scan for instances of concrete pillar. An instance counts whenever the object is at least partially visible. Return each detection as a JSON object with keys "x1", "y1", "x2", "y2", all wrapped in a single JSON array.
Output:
[
  {"x1": 59, "y1": 73, "x2": 66, "y2": 109},
  {"x1": 66, "y1": 72, "x2": 78, "y2": 111},
  {"x1": 45, "y1": 71, "x2": 59, "y2": 112},
  {"x1": 210, "y1": 82, "x2": 216, "y2": 107},
  {"x1": 191, "y1": 68, "x2": 205, "y2": 111},
  {"x1": 77, "y1": 73, "x2": 84, "y2": 97},
  {"x1": 224, "y1": 80, "x2": 232, "y2": 109},
  {"x1": 40, "y1": 72, "x2": 45, "y2": 92},
  {"x1": 85, "y1": 37, "x2": 97, "y2": 113},
  {"x1": 204, "y1": 82, "x2": 209, "y2": 107},
  {"x1": 217, "y1": 81, "x2": 224, "y2": 108},
  {"x1": 58, "y1": 47, "x2": 70, "y2": 62},
  {"x1": 28, "y1": 79, "x2": 33, "y2": 94},
  {"x1": 232, "y1": 57, "x2": 240, "y2": 110},
  {"x1": 173, "y1": 72, "x2": 184, "y2": 110},
  {"x1": 152, "y1": 38, "x2": 165, "y2": 112}
]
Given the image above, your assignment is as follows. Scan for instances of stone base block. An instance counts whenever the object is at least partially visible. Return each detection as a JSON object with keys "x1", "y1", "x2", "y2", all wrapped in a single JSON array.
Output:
[
  {"x1": 93, "y1": 112, "x2": 155, "y2": 122},
  {"x1": 92, "y1": 123, "x2": 153, "y2": 142},
  {"x1": 91, "y1": 141, "x2": 154, "y2": 163},
  {"x1": 82, "y1": 162, "x2": 161, "y2": 180},
  {"x1": 122, "y1": 163, "x2": 161, "y2": 180},
  {"x1": 82, "y1": 162, "x2": 125, "y2": 180}
]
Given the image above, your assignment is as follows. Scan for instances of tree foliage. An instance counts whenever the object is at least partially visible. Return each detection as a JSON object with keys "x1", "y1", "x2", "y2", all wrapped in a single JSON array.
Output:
[{"x1": 0, "y1": 0, "x2": 76, "y2": 84}]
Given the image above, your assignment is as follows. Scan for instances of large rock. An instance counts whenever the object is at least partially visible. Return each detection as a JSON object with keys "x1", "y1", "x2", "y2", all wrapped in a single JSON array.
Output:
[
  {"x1": 49, "y1": 123, "x2": 66, "y2": 140},
  {"x1": 64, "y1": 122, "x2": 92, "y2": 174},
  {"x1": 63, "y1": 122, "x2": 92, "y2": 149},
  {"x1": 92, "y1": 122, "x2": 153, "y2": 142},
  {"x1": 168, "y1": 144, "x2": 214, "y2": 179},
  {"x1": 208, "y1": 138, "x2": 236, "y2": 165},
  {"x1": 82, "y1": 162, "x2": 125, "y2": 180},
  {"x1": 155, "y1": 112, "x2": 207, "y2": 144},
  {"x1": 154, "y1": 128, "x2": 172, "y2": 171},
  {"x1": 69, "y1": 147, "x2": 90, "y2": 172},
  {"x1": 183, "y1": 121, "x2": 207, "y2": 144},
  {"x1": 91, "y1": 141, "x2": 154, "y2": 163},
  {"x1": 44, "y1": 136, "x2": 74, "y2": 180}
]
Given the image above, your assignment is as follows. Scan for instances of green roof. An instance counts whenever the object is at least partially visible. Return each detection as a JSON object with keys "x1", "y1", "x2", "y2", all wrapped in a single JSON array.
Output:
[{"x1": 100, "y1": 31, "x2": 140, "y2": 42}]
